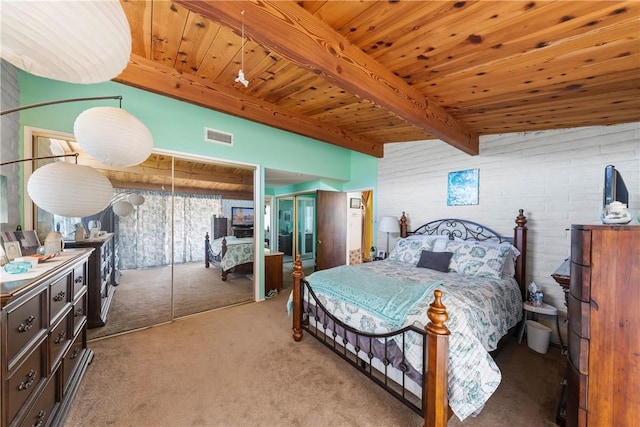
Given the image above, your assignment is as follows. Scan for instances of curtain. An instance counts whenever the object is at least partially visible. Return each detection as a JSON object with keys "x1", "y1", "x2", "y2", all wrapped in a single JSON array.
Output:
[{"x1": 117, "y1": 189, "x2": 222, "y2": 269}]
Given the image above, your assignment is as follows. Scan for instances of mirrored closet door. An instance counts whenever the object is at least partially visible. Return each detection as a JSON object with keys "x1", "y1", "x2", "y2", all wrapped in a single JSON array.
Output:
[{"x1": 26, "y1": 129, "x2": 255, "y2": 340}]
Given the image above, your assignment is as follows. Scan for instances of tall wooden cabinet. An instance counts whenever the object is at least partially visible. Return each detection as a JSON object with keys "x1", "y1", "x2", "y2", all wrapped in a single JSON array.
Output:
[
  {"x1": 566, "y1": 224, "x2": 639, "y2": 427},
  {"x1": 64, "y1": 234, "x2": 116, "y2": 328},
  {"x1": 212, "y1": 217, "x2": 228, "y2": 239},
  {"x1": 1, "y1": 249, "x2": 93, "y2": 427}
]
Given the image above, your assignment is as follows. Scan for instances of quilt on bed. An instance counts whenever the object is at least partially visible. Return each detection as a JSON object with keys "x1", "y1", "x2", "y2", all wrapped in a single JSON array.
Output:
[
  {"x1": 208, "y1": 236, "x2": 254, "y2": 271},
  {"x1": 303, "y1": 259, "x2": 523, "y2": 421}
]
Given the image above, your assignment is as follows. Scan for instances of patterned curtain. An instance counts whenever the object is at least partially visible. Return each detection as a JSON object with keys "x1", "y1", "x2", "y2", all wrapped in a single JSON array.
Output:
[{"x1": 117, "y1": 189, "x2": 222, "y2": 269}]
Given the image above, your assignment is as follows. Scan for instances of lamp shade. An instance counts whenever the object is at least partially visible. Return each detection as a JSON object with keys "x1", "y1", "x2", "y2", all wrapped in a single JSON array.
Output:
[
  {"x1": 112, "y1": 200, "x2": 134, "y2": 217},
  {"x1": 74, "y1": 107, "x2": 154, "y2": 167},
  {"x1": 27, "y1": 162, "x2": 113, "y2": 217},
  {"x1": 379, "y1": 216, "x2": 400, "y2": 233},
  {"x1": 0, "y1": 1, "x2": 131, "y2": 84},
  {"x1": 128, "y1": 193, "x2": 145, "y2": 206}
]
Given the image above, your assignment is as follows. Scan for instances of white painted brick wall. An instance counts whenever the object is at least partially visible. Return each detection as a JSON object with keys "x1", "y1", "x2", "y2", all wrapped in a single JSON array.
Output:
[
  {"x1": 378, "y1": 123, "x2": 640, "y2": 344},
  {"x1": 0, "y1": 60, "x2": 21, "y2": 231}
]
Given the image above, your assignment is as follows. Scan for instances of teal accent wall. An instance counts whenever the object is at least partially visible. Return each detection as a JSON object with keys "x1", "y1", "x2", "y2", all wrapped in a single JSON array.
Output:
[
  {"x1": 17, "y1": 72, "x2": 378, "y2": 298},
  {"x1": 19, "y1": 73, "x2": 376, "y2": 186}
]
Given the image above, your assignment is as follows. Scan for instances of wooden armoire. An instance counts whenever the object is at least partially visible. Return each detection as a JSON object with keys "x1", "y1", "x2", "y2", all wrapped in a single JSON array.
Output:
[{"x1": 566, "y1": 224, "x2": 639, "y2": 426}]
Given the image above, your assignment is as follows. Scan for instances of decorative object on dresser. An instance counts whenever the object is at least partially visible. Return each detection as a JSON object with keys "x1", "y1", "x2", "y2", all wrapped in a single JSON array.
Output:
[
  {"x1": 291, "y1": 209, "x2": 528, "y2": 426},
  {"x1": 1, "y1": 249, "x2": 94, "y2": 427},
  {"x1": 64, "y1": 234, "x2": 116, "y2": 328},
  {"x1": 564, "y1": 224, "x2": 639, "y2": 427}
]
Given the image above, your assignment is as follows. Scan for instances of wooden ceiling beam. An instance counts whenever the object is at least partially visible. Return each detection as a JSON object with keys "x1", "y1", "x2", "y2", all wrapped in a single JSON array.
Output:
[
  {"x1": 176, "y1": 0, "x2": 479, "y2": 155},
  {"x1": 116, "y1": 55, "x2": 384, "y2": 158}
]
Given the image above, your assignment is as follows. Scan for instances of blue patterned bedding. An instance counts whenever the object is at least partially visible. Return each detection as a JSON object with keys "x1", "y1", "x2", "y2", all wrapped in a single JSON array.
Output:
[
  {"x1": 304, "y1": 259, "x2": 523, "y2": 421},
  {"x1": 208, "y1": 236, "x2": 253, "y2": 271}
]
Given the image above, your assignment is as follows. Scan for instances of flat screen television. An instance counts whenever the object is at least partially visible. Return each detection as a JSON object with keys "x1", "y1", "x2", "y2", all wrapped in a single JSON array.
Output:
[
  {"x1": 603, "y1": 164, "x2": 629, "y2": 207},
  {"x1": 231, "y1": 206, "x2": 254, "y2": 227}
]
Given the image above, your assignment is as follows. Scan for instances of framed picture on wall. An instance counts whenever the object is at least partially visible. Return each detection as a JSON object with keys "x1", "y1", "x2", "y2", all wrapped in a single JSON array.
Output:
[{"x1": 350, "y1": 198, "x2": 361, "y2": 209}]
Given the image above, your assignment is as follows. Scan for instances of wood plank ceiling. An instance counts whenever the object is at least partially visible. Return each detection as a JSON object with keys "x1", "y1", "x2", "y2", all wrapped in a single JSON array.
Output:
[{"x1": 116, "y1": 0, "x2": 640, "y2": 160}]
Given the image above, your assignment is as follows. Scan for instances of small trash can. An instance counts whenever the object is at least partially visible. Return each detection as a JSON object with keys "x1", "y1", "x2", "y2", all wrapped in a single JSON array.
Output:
[{"x1": 526, "y1": 320, "x2": 552, "y2": 354}]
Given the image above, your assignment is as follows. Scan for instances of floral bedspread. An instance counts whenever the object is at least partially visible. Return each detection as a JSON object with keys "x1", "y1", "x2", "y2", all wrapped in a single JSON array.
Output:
[
  {"x1": 208, "y1": 236, "x2": 253, "y2": 271},
  {"x1": 304, "y1": 259, "x2": 523, "y2": 421}
]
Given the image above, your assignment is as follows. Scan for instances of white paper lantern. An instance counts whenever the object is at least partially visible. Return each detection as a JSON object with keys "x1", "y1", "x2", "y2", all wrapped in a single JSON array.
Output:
[
  {"x1": 128, "y1": 194, "x2": 145, "y2": 206},
  {"x1": 27, "y1": 162, "x2": 114, "y2": 218},
  {"x1": 0, "y1": 1, "x2": 131, "y2": 84},
  {"x1": 74, "y1": 107, "x2": 154, "y2": 167},
  {"x1": 112, "y1": 200, "x2": 134, "y2": 217}
]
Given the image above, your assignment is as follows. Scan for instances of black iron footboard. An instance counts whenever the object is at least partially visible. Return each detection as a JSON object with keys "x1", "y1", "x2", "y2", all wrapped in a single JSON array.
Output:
[{"x1": 300, "y1": 279, "x2": 427, "y2": 416}]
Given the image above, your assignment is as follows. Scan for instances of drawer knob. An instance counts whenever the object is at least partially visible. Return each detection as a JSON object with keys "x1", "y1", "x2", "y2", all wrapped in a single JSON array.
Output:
[
  {"x1": 54, "y1": 330, "x2": 67, "y2": 344},
  {"x1": 33, "y1": 409, "x2": 47, "y2": 427},
  {"x1": 70, "y1": 347, "x2": 81, "y2": 359},
  {"x1": 53, "y1": 290, "x2": 66, "y2": 302},
  {"x1": 18, "y1": 369, "x2": 37, "y2": 390},
  {"x1": 75, "y1": 307, "x2": 85, "y2": 317},
  {"x1": 75, "y1": 276, "x2": 84, "y2": 284},
  {"x1": 18, "y1": 315, "x2": 36, "y2": 332}
]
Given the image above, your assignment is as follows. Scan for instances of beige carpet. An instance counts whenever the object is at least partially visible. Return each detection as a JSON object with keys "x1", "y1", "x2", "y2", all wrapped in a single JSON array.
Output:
[
  {"x1": 88, "y1": 262, "x2": 254, "y2": 340},
  {"x1": 67, "y1": 286, "x2": 565, "y2": 427}
]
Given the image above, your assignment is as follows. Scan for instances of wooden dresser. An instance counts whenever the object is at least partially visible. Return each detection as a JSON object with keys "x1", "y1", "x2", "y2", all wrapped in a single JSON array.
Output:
[
  {"x1": 64, "y1": 234, "x2": 116, "y2": 328},
  {"x1": 265, "y1": 251, "x2": 284, "y2": 295},
  {"x1": 1, "y1": 249, "x2": 93, "y2": 427},
  {"x1": 566, "y1": 224, "x2": 639, "y2": 427}
]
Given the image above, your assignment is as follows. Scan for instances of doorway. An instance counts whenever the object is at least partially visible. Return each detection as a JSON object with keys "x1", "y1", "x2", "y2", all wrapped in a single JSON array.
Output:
[{"x1": 275, "y1": 194, "x2": 316, "y2": 267}]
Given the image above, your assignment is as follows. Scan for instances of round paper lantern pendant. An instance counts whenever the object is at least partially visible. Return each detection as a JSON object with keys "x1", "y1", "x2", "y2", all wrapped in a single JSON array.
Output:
[
  {"x1": 0, "y1": 1, "x2": 131, "y2": 84},
  {"x1": 27, "y1": 162, "x2": 114, "y2": 218},
  {"x1": 112, "y1": 200, "x2": 134, "y2": 217},
  {"x1": 74, "y1": 107, "x2": 154, "y2": 167}
]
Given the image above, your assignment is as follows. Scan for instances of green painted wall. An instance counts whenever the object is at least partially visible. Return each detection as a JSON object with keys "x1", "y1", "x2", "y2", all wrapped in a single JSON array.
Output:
[
  {"x1": 18, "y1": 72, "x2": 378, "y2": 298},
  {"x1": 19, "y1": 73, "x2": 377, "y2": 186}
]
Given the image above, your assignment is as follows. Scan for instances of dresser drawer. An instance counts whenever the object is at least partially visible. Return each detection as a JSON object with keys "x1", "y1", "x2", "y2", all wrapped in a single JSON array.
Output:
[
  {"x1": 569, "y1": 262, "x2": 590, "y2": 302},
  {"x1": 62, "y1": 329, "x2": 85, "y2": 393},
  {"x1": 72, "y1": 264, "x2": 86, "y2": 299},
  {"x1": 17, "y1": 374, "x2": 57, "y2": 427},
  {"x1": 568, "y1": 330, "x2": 589, "y2": 375},
  {"x1": 49, "y1": 274, "x2": 70, "y2": 323},
  {"x1": 7, "y1": 341, "x2": 46, "y2": 424},
  {"x1": 568, "y1": 295, "x2": 590, "y2": 339},
  {"x1": 570, "y1": 228, "x2": 591, "y2": 266},
  {"x1": 566, "y1": 358, "x2": 588, "y2": 427},
  {"x1": 49, "y1": 311, "x2": 72, "y2": 370},
  {"x1": 6, "y1": 288, "x2": 47, "y2": 368},
  {"x1": 72, "y1": 292, "x2": 87, "y2": 335}
]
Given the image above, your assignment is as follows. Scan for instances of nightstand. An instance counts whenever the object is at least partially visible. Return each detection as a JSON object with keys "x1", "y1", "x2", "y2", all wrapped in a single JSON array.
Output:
[{"x1": 518, "y1": 301, "x2": 564, "y2": 351}]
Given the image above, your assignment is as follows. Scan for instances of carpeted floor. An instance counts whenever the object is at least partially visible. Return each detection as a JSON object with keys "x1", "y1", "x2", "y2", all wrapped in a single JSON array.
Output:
[
  {"x1": 67, "y1": 284, "x2": 565, "y2": 427},
  {"x1": 88, "y1": 262, "x2": 254, "y2": 340}
]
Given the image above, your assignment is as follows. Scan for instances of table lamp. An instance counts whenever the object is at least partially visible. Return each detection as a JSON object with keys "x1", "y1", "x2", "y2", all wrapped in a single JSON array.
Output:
[{"x1": 379, "y1": 216, "x2": 400, "y2": 257}]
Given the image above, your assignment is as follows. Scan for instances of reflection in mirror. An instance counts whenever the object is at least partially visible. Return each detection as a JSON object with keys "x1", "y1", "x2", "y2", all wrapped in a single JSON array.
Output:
[{"x1": 25, "y1": 130, "x2": 255, "y2": 340}]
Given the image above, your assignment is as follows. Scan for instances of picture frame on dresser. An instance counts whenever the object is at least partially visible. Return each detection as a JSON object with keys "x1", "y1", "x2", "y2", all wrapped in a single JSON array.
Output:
[{"x1": 3, "y1": 240, "x2": 21, "y2": 261}]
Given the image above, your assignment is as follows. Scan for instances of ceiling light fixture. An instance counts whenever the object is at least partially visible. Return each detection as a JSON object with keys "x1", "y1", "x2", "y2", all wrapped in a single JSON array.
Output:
[
  {"x1": 235, "y1": 10, "x2": 249, "y2": 88},
  {"x1": 0, "y1": 1, "x2": 131, "y2": 84}
]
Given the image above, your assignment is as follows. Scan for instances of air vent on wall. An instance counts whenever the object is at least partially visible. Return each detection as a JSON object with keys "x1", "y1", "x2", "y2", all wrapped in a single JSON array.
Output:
[{"x1": 204, "y1": 127, "x2": 234, "y2": 146}]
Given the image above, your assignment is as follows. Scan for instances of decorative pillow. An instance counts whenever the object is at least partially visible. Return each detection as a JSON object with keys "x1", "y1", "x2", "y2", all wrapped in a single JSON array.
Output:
[
  {"x1": 388, "y1": 237, "x2": 434, "y2": 265},
  {"x1": 407, "y1": 234, "x2": 451, "y2": 252},
  {"x1": 454, "y1": 238, "x2": 520, "y2": 277},
  {"x1": 416, "y1": 250, "x2": 453, "y2": 272},
  {"x1": 446, "y1": 240, "x2": 511, "y2": 278}
]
